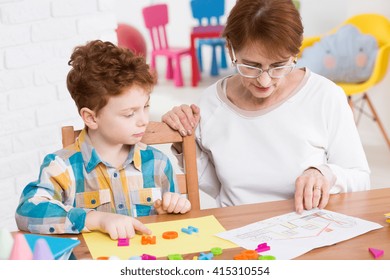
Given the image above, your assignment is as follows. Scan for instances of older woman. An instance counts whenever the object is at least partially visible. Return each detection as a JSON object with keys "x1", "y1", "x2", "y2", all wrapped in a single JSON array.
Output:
[{"x1": 162, "y1": 0, "x2": 370, "y2": 213}]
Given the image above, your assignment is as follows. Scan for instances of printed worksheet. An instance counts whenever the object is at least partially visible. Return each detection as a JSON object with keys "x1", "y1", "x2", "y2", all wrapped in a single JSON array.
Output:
[{"x1": 216, "y1": 209, "x2": 383, "y2": 259}]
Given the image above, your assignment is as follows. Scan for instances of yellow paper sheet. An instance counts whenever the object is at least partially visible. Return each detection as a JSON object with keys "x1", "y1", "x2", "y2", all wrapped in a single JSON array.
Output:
[{"x1": 83, "y1": 215, "x2": 237, "y2": 259}]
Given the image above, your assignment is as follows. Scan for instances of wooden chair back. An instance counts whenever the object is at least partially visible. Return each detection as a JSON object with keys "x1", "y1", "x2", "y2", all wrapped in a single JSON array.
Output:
[{"x1": 61, "y1": 122, "x2": 200, "y2": 210}]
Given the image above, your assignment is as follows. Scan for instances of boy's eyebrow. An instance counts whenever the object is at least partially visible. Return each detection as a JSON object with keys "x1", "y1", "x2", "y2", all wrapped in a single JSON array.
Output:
[{"x1": 119, "y1": 95, "x2": 151, "y2": 112}]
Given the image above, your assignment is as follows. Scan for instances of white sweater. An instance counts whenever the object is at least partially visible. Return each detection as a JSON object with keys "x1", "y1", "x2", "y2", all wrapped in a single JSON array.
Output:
[{"x1": 194, "y1": 70, "x2": 370, "y2": 207}]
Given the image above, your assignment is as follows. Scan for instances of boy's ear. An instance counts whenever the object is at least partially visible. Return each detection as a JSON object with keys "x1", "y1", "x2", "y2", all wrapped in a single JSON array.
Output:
[{"x1": 80, "y1": 107, "x2": 98, "y2": 130}]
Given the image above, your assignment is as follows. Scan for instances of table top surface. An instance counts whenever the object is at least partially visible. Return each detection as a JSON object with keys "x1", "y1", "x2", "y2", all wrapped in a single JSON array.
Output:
[{"x1": 71, "y1": 188, "x2": 390, "y2": 260}]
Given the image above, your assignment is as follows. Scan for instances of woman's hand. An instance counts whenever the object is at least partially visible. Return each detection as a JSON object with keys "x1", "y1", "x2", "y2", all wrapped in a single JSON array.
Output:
[
  {"x1": 162, "y1": 104, "x2": 200, "y2": 136},
  {"x1": 294, "y1": 168, "x2": 330, "y2": 214}
]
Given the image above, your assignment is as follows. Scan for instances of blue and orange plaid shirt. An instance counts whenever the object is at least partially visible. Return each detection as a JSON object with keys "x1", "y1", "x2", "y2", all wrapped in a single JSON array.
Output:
[{"x1": 15, "y1": 129, "x2": 177, "y2": 235}]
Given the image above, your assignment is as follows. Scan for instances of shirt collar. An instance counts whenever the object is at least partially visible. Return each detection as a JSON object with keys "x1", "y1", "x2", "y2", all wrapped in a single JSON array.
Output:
[{"x1": 76, "y1": 129, "x2": 147, "y2": 173}]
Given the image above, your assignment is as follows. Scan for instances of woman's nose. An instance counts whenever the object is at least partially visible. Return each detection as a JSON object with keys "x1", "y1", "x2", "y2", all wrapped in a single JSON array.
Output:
[{"x1": 256, "y1": 71, "x2": 272, "y2": 86}]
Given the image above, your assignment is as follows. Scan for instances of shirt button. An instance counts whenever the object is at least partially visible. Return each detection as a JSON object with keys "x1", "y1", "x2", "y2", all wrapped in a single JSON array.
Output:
[
  {"x1": 146, "y1": 197, "x2": 152, "y2": 202},
  {"x1": 91, "y1": 199, "x2": 96, "y2": 205},
  {"x1": 71, "y1": 225, "x2": 77, "y2": 231},
  {"x1": 118, "y1": 203, "x2": 124, "y2": 209},
  {"x1": 49, "y1": 227, "x2": 55, "y2": 233},
  {"x1": 113, "y1": 172, "x2": 118, "y2": 178}
]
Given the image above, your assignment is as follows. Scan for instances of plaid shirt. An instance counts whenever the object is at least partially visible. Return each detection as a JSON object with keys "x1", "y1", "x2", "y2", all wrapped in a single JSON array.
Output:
[{"x1": 15, "y1": 129, "x2": 177, "y2": 235}]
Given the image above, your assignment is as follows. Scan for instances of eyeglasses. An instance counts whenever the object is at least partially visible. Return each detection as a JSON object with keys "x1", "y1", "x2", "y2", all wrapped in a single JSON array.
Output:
[{"x1": 231, "y1": 45, "x2": 296, "y2": 79}]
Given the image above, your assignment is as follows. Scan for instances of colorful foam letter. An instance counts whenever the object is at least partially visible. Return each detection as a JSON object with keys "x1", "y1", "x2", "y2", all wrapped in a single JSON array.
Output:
[
  {"x1": 369, "y1": 247, "x2": 384, "y2": 259},
  {"x1": 117, "y1": 238, "x2": 129, "y2": 247},
  {"x1": 181, "y1": 226, "x2": 199, "y2": 235},
  {"x1": 255, "y1": 242, "x2": 270, "y2": 253},
  {"x1": 162, "y1": 231, "x2": 178, "y2": 239},
  {"x1": 141, "y1": 235, "x2": 156, "y2": 245}
]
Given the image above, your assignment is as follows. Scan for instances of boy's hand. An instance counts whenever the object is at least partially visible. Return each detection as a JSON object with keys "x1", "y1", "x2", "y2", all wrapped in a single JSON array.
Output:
[
  {"x1": 153, "y1": 192, "x2": 191, "y2": 214},
  {"x1": 86, "y1": 211, "x2": 151, "y2": 240}
]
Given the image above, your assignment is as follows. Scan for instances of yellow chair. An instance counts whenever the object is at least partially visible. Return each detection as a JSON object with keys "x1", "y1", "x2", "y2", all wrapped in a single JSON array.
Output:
[{"x1": 300, "y1": 14, "x2": 390, "y2": 149}]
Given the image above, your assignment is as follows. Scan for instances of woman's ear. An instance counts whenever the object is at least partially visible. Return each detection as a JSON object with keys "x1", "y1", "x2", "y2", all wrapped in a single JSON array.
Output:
[
  {"x1": 226, "y1": 39, "x2": 235, "y2": 65},
  {"x1": 80, "y1": 107, "x2": 98, "y2": 130},
  {"x1": 226, "y1": 40, "x2": 233, "y2": 63}
]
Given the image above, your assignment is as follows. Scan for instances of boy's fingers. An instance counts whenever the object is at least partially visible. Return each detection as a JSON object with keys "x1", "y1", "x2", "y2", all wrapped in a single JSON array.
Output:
[
  {"x1": 166, "y1": 194, "x2": 180, "y2": 213},
  {"x1": 180, "y1": 200, "x2": 191, "y2": 213},
  {"x1": 108, "y1": 229, "x2": 118, "y2": 240},
  {"x1": 132, "y1": 218, "x2": 152, "y2": 235},
  {"x1": 116, "y1": 225, "x2": 127, "y2": 239},
  {"x1": 125, "y1": 223, "x2": 136, "y2": 238},
  {"x1": 153, "y1": 199, "x2": 167, "y2": 214},
  {"x1": 162, "y1": 193, "x2": 172, "y2": 210},
  {"x1": 173, "y1": 197, "x2": 187, "y2": 213},
  {"x1": 154, "y1": 199, "x2": 161, "y2": 208}
]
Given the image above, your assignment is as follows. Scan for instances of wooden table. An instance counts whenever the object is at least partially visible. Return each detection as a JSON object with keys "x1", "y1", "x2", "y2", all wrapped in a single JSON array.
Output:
[
  {"x1": 190, "y1": 25, "x2": 224, "y2": 87},
  {"x1": 73, "y1": 188, "x2": 390, "y2": 260}
]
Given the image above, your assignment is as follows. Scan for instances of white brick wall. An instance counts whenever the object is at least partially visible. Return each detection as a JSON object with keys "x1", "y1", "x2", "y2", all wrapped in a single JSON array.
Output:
[{"x1": 0, "y1": 0, "x2": 118, "y2": 231}]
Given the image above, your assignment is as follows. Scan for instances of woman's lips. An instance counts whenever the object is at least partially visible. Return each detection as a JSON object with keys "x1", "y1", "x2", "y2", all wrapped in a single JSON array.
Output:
[{"x1": 254, "y1": 85, "x2": 271, "y2": 92}]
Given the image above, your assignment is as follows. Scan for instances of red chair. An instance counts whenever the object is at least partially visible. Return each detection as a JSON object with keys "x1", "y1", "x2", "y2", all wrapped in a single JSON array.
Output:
[
  {"x1": 116, "y1": 23, "x2": 147, "y2": 57},
  {"x1": 142, "y1": 4, "x2": 191, "y2": 87}
]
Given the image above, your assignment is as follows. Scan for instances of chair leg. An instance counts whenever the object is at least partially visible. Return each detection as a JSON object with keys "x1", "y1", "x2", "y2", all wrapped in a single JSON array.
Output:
[
  {"x1": 348, "y1": 96, "x2": 355, "y2": 121},
  {"x1": 220, "y1": 44, "x2": 227, "y2": 69},
  {"x1": 364, "y1": 93, "x2": 390, "y2": 149},
  {"x1": 197, "y1": 42, "x2": 203, "y2": 73},
  {"x1": 210, "y1": 45, "x2": 219, "y2": 76},
  {"x1": 173, "y1": 56, "x2": 184, "y2": 87},
  {"x1": 166, "y1": 57, "x2": 173, "y2": 80}
]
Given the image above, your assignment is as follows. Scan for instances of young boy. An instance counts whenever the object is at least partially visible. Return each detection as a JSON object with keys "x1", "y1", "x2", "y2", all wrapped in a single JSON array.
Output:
[{"x1": 15, "y1": 40, "x2": 191, "y2": 240}]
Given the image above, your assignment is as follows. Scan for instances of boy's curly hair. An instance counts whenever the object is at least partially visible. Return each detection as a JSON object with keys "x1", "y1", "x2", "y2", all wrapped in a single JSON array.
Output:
[{"x1": 67, "y1": 40, "x2": 154, "y2": 115}]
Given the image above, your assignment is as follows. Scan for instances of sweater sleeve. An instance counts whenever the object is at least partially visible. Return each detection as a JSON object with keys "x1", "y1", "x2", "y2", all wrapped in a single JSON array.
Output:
[
  {"x1": 195, "y1": 134, "x2": 222, "y2": 199},
  {"x1": 315, "y1": 85, "x2": 371, "y2": 193},
  {"x1": 170, "y1": 137, "x2": 221, "y2": 200}
]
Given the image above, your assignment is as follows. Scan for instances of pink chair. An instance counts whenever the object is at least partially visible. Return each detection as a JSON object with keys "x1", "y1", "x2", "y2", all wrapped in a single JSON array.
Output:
[{"x1": 142, "y1": 4, "x2": 191, "y2": 87}]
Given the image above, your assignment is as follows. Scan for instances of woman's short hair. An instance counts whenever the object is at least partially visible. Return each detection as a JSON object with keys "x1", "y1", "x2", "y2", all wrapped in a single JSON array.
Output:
[
  {"x1": 67, "y1": 40, "x2": 154, "y2": 115},
  {"x1": 223, "y1": 0, "x2": 303, "y2": 59}
]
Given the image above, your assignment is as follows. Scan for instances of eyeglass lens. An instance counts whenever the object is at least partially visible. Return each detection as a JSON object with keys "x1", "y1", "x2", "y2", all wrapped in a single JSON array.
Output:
[{"x1": 237, "y1": 64, "x2": 294, "y2": 78}]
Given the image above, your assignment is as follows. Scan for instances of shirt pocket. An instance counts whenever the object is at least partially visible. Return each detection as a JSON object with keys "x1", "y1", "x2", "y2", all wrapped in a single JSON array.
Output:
[
  {"x1": 130, "y1": 188, "x2": 162, "y2": 206},
  {"x1": 76, "y1": 189, "x2": 111, "y2": 210}
]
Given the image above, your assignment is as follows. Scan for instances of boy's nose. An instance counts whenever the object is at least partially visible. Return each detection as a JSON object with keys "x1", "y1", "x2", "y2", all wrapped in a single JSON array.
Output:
[{"x1": 137, "y1": 111, "x2": 149, "y2": 126}]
